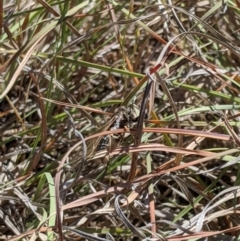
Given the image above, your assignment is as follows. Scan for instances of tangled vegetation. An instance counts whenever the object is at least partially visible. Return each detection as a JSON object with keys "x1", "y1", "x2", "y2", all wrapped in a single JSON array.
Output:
[{"x1": 1, "y1": 1, "x2": 240, "y2": 240}]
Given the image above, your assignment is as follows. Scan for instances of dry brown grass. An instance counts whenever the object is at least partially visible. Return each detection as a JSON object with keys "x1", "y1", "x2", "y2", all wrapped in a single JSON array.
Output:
[{"x1": 1, "y1": 1, "x2": 240, "y2": 240}]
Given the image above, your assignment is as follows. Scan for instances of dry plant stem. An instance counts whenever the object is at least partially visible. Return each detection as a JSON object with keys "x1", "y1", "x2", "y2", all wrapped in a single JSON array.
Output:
[
  {"x1": 146, "y1": 153, "x2": 157, "y2": 238},
  {"x1": 26, "y1": 72, "x2": 47, "y2": 173},
  {"x1": 36, "y1": 0, "x2": 83, "y2": 37},
  {"x1": 223, "y1": 115, "x2": 240, "y2": 147},
  {"x1": 5, "y1": 95, "x2": 25, "y2": 130},
  {"x1": 154, "y1": 71, "x2": 183, "y2": 166},
  {"x1": 125, "y1": 56, "x2": 140, "y2": 85},
  {"x1": 127, "y1": 73, "x2": 154, "y2": 181},
  {"x1": 107, "y1": 2, "x2": 120, "y2": 41}
]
